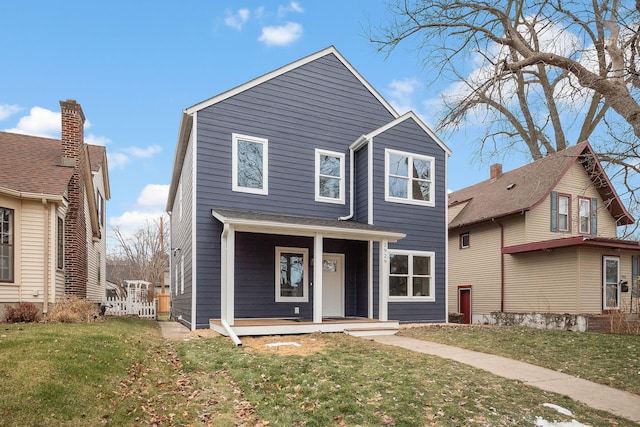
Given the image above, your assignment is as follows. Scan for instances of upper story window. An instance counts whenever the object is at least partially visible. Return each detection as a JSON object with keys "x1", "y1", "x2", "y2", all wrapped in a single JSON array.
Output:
[
  {"x1": 579, "y1": 197, "x2": 592, "y2": 234},
  {"x1": 385, "y1": 149, "x2": 435, "y2": 206},
  {"x1": 388, "y1": 250, "x2": 435, "y2": 301},
  {"x1": 232, "y1": 133, "x2": 268, "y2": 195},
  {"x1": 558, "y1": 194, "x2": 570, "y2": 232},
  {"x1": 315, "y1": 149, "x2": 345, "y2": 204},
  {"x1": 276, "y1": 247, "x2": 309, "y2": 303},
  {"x1": 0, "y1": 207, "x2": 14, "y2": 282},
  {"x1": 97, "y1": 191, "x2": 105, "y2": 227},
  {"x1": 460, "y1": 232, "x2": 470, "y2": 249}
]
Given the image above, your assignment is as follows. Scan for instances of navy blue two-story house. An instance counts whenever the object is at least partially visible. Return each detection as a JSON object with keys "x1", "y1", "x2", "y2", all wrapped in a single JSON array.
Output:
[{"x1": 166, "y1": 47, "x2": 450, "y2": 340}]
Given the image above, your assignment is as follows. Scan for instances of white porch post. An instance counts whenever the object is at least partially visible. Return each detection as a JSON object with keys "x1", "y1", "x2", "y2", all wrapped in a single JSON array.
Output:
[
  {"x1": 221, "y1": 224, "x2": 235, "y2": 326},
  {"x1": 313, "y1": 233, "x2": 323, "y2": 324},
  {"x1": 379, "y1": 240, "x2": 389, "y2": 321}
]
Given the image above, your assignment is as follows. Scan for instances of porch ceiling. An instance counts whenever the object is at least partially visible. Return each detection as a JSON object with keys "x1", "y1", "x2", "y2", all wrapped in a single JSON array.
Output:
[{"x1": 211, "y1": 208, "x2": 406, "y2": 242}]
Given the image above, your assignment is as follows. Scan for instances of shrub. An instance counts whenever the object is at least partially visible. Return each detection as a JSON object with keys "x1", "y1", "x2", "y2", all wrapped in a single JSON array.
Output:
[
  {"x1": 44, "y1": 296, "x2": 100, "y2": 323},
  {"x1": 5, "y1": 302, "x2": 40, "y2": 323},
  {"x1": 448, "y1": 312, "x2": 465, "y2": 324}
]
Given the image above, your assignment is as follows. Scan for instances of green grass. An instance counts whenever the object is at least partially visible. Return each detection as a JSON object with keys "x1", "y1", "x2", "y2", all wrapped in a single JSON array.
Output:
[
  {"x1": 176, "y1": 334, "x2": 628, "y2": 426},
  {"x1": 0, "y1": 318, "x2": 224, "y2": 426},
  {"x1": 399, "y1": 324, "x2": 640, "y2": 395},
  {"x1": 0, "y1": 319, "x2": 634, "y2": 426}
]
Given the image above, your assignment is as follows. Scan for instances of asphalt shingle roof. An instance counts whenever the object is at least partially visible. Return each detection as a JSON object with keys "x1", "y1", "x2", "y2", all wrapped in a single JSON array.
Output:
[{"x1": 448, "y1": 141, "x2": 633, "y2": 228}]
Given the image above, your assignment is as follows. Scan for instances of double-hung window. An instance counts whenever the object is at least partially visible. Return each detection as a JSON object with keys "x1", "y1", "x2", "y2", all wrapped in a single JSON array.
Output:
[
  {"x1": 385, "y1": 149, "x2": 434, "y2": 206},
  {"x1": 558, "y1": 194, "x2": 570, "y2": 232},
  {"x1": 275, "y1": 247, "x2": 308, "y2": 302},
  {"x1": 315, "y1": 149, "x2": 345, "y2": 203},
  {"x1": 388, "y1": 250, "x2": 435, "y2": 301},
  {"x1": 232, "y1": 133, "x2": 268, "y2": 195},
  {"x1": 579, "y1": 197, "x2": 591, "y2": 234},
  {"x1": 0, "y1": 207, "x2": 14, "y2": 282}
]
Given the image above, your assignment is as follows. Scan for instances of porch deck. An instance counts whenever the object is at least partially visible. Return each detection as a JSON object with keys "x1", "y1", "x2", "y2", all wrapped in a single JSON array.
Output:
[{"x1": 210, "y1": 317, "x2": 399, "y2": 337}]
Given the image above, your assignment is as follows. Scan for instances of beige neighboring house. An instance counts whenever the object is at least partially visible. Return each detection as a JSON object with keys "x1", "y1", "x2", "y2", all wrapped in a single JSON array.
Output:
[
  {"x1": 0, "y1": 100, "x2": 110, "y2": 316},
  {"x1": 448, "y1": 141, "x2": 640, "y2": 330}
]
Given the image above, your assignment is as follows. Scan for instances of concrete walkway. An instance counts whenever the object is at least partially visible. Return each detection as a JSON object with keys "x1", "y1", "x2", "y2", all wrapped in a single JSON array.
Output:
[
  {"x1": 158, "y1": 320, "x2": 191, "y2": 339},
  {"x1": 371, "y1": 335, "x2": 640, "y2": 424},
  {"x1": 157, "y1": 322, "x2": 640, "y2": 423}
]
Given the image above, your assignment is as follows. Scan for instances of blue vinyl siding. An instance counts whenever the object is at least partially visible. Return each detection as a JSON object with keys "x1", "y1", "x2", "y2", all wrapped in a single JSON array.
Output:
[
  {"x1": 232, "y1": 233, "x2": 369, "y2": 319},
  {"x1": 170, "y1": 132, "x2": 194, "y2": 326},
  {"x1": 372, "y1": 118, "x2": 447, "y2": 323},
  {"x1": 354, "y1": 146, "x2": 369, "y2": 223}
]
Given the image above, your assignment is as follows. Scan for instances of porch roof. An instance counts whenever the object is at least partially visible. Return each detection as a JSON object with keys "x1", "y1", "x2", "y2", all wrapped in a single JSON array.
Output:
[
  {"x1": 211, "y1": 208, "x2": 406, "y2": 242},
  {"x1": 503, "y1": 236, "x2": 640, "y2": 254}
]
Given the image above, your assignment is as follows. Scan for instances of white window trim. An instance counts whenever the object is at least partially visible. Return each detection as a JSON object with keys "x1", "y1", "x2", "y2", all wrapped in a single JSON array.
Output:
[
  {"x1": 384, "y1": 149, "x2": 435, "y2": 207},
  {"x1": 180, "y1": 254, "x2": 184, "y2": 295},
  {"x1": 603, "y1": 256, "x2": 620, "y2": 310},
  {"x1": 558, "y1": 194, "x2": 570, "y2": 232},
  {"x1": 275, "y1": 246, "x2": 309, "y2": 303},
  {"x1": 388, "y1": 249, "x2": 435, "y2": 302},
  {"x1": 315, "y1": 149, "x2": 345, "y2": 204},
  {"x1": 579, "y1": 197, "x2": 591, "y2": 234},
  {"x1": 232, "y1": 133, "x2": 268, "y2": 195}
]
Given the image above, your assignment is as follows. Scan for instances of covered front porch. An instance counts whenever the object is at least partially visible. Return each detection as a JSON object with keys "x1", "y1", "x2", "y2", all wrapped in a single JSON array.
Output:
[
  {"x1": 210, "y1": 317, "x2": 400, "y2": 337},
  {"x1": 210, "y1": 209, "x2": 406, "y2": 343}
]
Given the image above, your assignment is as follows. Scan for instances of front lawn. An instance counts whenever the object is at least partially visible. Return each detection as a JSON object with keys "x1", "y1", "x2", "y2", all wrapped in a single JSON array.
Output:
[
  {"x1": 400, "y1": 324, "x2": 640, "y2": 395},
  {"x1": 0, "y1": 318, "x2": 631, "y2": 426}
]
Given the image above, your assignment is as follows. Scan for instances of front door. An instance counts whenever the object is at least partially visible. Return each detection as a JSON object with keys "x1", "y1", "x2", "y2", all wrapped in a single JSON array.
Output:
[
  {"x1": 322, "y1": 253, "x2": 344, "y2": 318},
  {"x1": 459, "y1": 287, "x2": 471, "y2": 324},
  {"x1": 603, "y1": 256, "x2": 620, "y2": 310}
]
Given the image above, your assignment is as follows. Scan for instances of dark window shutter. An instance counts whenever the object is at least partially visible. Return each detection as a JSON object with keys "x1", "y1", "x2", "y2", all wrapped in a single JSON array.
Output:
[
  {"x1": 550, "y1": 191, "x2": 558, "y2": 232},
  {"x1": 591, "y1": 198, "x2": 598, "y2": 235}
]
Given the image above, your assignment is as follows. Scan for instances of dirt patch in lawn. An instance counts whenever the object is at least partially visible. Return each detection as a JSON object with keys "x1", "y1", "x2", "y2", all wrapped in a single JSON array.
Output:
[{"x1": 240, "y1": 334, "x2": 327, "y2": 356}]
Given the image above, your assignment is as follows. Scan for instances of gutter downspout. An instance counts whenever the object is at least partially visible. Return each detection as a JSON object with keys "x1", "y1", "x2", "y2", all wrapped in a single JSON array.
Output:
[
  {"x1": 221, "y1": 319, "x2": 242, "y2": 347},
  {"x1": 339, "y1": 135, "x2": 368, "y2": 221},
  {"x1": 493, "y1": 218, "x2": 505, "y2": 312},
  {"x1": 42, "y1": 199, "x2": 49, "y2": 314}
]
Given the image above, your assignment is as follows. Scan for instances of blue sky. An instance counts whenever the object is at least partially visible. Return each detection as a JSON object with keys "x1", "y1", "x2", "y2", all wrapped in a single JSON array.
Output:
[{"x1": 0, "y1": 1, "x2": 524, "y2": 246}]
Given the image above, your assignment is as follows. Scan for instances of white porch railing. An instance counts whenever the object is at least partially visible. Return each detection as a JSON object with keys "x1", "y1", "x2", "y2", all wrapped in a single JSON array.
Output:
[{"x1": 104, "y1": 296, "x2": 157, "y2": 319}]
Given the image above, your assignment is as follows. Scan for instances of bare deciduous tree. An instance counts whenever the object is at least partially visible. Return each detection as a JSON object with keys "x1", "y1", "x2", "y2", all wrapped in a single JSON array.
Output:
[
  {"x1": 108, "y1": 216, "x2": 169, "y2": 298},
  {"x1": 369, "y1": 0, "x2": 640, "y2": 233}
]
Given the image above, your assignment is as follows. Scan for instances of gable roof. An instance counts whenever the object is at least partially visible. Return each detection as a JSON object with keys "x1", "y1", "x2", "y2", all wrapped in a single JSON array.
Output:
[
  {"x1": 0, "y1": 131, "x2": 75, "y2": 200},
  {"x1": 185, "y1": 46, "x2": 399, "y2": 117},
  {"x1": 362, "y1": 111, "x2": 451, "y2": 156},
  {"x1": 168, "y1": 46, "x2": 402, "y2": 212},
  {"x1": 87, "y1": 144, "x2": 111, "y2": 200},
  {"x1": 448, "y1": 141, "x2": 634, "y2": 228}
]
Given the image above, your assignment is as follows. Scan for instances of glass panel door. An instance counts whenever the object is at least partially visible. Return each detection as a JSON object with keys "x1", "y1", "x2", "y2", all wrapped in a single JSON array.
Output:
[{"x1": 603, "y1": 256, "x2": 620, "y2": 310}]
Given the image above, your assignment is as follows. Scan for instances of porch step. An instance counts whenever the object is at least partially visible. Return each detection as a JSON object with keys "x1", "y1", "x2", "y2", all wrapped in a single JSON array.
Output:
[{"x1": 343, "y1": 327, "x2": 398, "y2": 337}]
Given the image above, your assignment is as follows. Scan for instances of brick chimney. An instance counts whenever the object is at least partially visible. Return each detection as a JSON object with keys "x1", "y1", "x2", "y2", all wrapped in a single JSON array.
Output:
[
  {"x1": 60, "y1": 100, "x2": 88, "y2": 298},
  {"x1": 490, "y1": 163, "x2": 503, "y2": 180}
]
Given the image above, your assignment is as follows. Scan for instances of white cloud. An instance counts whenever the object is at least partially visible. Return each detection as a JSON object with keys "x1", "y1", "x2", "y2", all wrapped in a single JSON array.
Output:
[
  {"x1": 107, "y1": 184, "x2": 169, "y2": 247},
  {"x1": 258, "y1": 22, "x2": 303, "y2": 46},
  {"x1": 107, "y1": 152, "x2": 130, "y2": 169},
  {"x1": 0, "y1": 104, "x2": 22, "y2": 120},
  {"x1": 137, "y1": 184, "x2": 169, "y2": 209},
  {"x1": 85, "y1": 133, "x2": 111, "y2": 146},
  {"x1": 123, "y1": 144, "x2": 162, "y2": 158},
  {"x1": 225, "y1": 8, "x2": 250, "y2": 30},
  {"x1": 5, "y1": 106, "x2": 60, "y2": 137},
  {"x1": 387, "y1": 78, "x2": 422, "y2": 114},
  {"x1": 278, "y1": 1, "x2": 304, "y2": 17},
  {"x1": 108, "y1": 145, "x2": 162, "y2": 170}
]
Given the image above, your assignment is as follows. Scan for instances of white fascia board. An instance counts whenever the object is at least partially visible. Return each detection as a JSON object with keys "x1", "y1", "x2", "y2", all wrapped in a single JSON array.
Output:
[
  {"x1": 0, "y1": 187, "x2": 64, "y2": 203},
  {"x1": 185, "y1": 46, "x2": 399, "y2": 119},
  {"x1": 166, "y1": 112, "x2": 193, "y2": 212},
  {"x1": 365, "y1": 111, "x2": 452, "y2": 156},
  {"x1": 211, "y1": 211, "x2": 405, "y2": 242}
]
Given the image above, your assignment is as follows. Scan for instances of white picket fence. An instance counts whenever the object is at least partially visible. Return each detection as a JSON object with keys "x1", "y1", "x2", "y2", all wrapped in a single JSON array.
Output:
[{"x1": 104, "y1": 296, "x2": 156, "y2": 319}]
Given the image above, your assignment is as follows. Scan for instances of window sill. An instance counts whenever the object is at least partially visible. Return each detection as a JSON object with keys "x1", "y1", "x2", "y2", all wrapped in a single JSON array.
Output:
[{"x1": 388, "y1": 297, "x2": 435, "y2": 303}]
